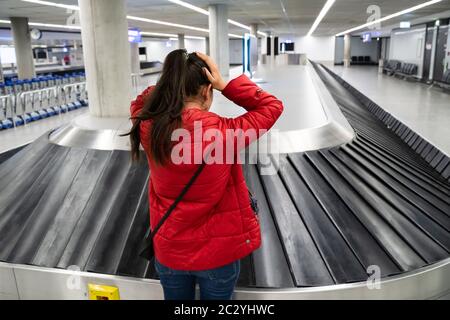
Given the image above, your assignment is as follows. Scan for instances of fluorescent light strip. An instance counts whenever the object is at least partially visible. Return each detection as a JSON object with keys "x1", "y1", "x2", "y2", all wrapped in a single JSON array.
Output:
[
  {"x1": 19, "y1": 0, "x2": 249, "y2": 39},
  {"x1": 0, "y1": 19, "x2": 79, "y2": 30},
  {"x1": 257, "y1": 31, "x2": 268, "y2": 37},
  {"x1": 185, "y1": 35, "x2": 206, "y2": 40},
  {"x1": 21, "y1": 0, "x2": 209, "y2": 33},
  {"x1": 21, "y1": 0, "x2": 79, "y2": 11},
  {"x1": 126, "y1": 15, "x2": 209, "y2": 33},
  {"x1": 168, "y1": 0, "x2": 209, "y2": 15},
  {"x1": 307, "y1": 0, "x2": 335, "y2": 36},
  {"x1": 141, "y1": 32, "x2": 178, "y2": 37},
  {"x1": 228, "y1": 19, "x2": 251, "y2": 30},
  {"x1": 168, "y1": 0, "x2": 264, "y2": 35},
  {"x1": 336, "y1": 0, "x2": 443, "y2": 36},
  {"x1": 29, "y1": 22, "x2": 80, "y2": 30},
  {"x1": 229, "y1": 33, "x2": 244, "y2": 39}
]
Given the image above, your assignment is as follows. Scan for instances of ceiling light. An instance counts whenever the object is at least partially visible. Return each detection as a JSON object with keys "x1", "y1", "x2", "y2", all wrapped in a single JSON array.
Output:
[
  {"x1": 228, "y1": 19, "x2": 251, "y2": 30},
  {"x1": 141, "y1": 32, "x2": 178, "y2": 38},
  {"x1": 127, "y1": 16, "x2": 209, "y2": 33},
  {"x1": 20, "y1": 0, "x2": 209, "y2": 33},
  {"x1": 168, "y1": 0, "x2": 209, "y2": 15},
  {"x1": 29, "y1": 22, "x2": 80, "y2": 30},
  {"x1": 0, "y1": 19, "x2": 79, "y2": 30},
  {"x1": 229, "y1": 33, "x2": 244, "y2": 39},
  {"x1": 307, "y1": 0, "x2": 336, "y2": 37},
  {"x1": 21, "y1": 0, "x2": 79, "y2": 11},
  {"x1": 336, "y1": 0, "x2": 443, "y2": 36},
  {"x1": 257, "y1": 31, "x2": 268, "y2": 37},
  {"x1": 168, "y1": 0, "x2": 254, "y2": 33},
  {"x1": 185, "y1": 35, "x2": 206, "y2": 40}
]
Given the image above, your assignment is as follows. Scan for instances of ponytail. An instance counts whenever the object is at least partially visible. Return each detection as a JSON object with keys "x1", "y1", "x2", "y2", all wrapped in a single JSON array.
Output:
[{"x1": 126, "y1": 49, "x2": 210, "y2": 165}]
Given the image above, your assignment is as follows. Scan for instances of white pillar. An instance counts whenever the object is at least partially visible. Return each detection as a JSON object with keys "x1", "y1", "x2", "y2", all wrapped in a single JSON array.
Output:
[
  {"x1": 78, "y1": 0, "x2": 133, "y2": 117},
  {"x1": 130, "y1": 42, "x2": 140, "y2": 74},
  {"x1": 270, "y1": 35, "x2": 275, "y2": 65},
  {"x1": 10, "y1": 17, "x2": 36, "y2": 80},
  {"x1": 344, "y1": 34, "x2": 351, "y2": 68},
  {"x1": 250, "y1": 23, "x2": 258, "y2": 68},
  {"x1": 209, "y1": 4, "x2": 229, "y2": 75},
  {"x1": 178, "y1": 34, "x2": 185, "y2": 49},
  {"x1": 205, "y1": 37, "x2": 210, "y2": 55},
  {"x1": 0, "y1": 54, "x2": 4, "y2": 83},
  {"x1": 250, "y1": 24, "x2": 258, "y2": 37}
]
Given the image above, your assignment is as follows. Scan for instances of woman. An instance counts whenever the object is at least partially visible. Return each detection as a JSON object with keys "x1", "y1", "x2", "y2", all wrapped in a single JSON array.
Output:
[{"x1": 128, "y1": 49, "x2": 283, "y2": 300}]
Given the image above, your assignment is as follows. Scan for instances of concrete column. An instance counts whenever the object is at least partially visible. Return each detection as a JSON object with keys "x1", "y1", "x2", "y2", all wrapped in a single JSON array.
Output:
[
  {"x1": 0, "y1": 54, "x2": 4, "y2": 83},
  {"x1": 178, "y1": 34, "x2": 185, "y2": 49},
  {"x1": 250, "y1": 24, "x2": 258, "y2": 37},
  {"x1": 10, "y1": 17, "x2": 35, "y2": 80},
  {"x1": 205, "y1": 37, "x2": 210, "y2": 55},
  {"x1": 270, "y1": 35, "x2": 275, "y2": 65},
  {"x1": 130, "y1": 42, "x2": 140, "y2": 74},
  {"x1": 344, "y1": 34, "x2": 351, "y2": 68},
  {"x1": 78, "y1": 0, "x2": 133, "y2": 117},
  {"x1": 208, "y1": 4, "x2": 229, "y2": 75},
  {"x1": 250, "y1": 23, "x2": 258, "y2": 68}
]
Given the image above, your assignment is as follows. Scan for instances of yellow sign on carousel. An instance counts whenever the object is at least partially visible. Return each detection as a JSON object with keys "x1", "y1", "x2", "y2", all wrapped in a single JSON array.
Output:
[{"x1": 88, "y1": 284, "x2": 120, "y2": 300}]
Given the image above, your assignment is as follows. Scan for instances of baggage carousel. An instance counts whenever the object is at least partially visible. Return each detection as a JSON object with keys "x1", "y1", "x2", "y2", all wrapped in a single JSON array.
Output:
[{"x1": 0, "y1": 62, "x2": 448, "y2": 299}]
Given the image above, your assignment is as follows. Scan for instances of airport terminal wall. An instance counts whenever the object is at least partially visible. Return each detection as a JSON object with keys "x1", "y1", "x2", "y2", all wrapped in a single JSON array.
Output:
[{"x1": 0, "y1": 62, "x2": 448, "y2": 298}]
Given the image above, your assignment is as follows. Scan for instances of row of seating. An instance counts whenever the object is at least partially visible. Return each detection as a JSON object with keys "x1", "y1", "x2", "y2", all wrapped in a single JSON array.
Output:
[
  {"x1": 0, "y1": 72, "x2": 86, "y2": 96},
  {"x1": 383, "y1": 60, "x2": 418, "y2": 80},
  {"x1": 0, "y1": 82, "x2": 88, "y2": 130},
  {"x1": 351, "y1": 56, "x2": 376, "y2": 65},
  {"x1": 436, "y1": 69, "x2": 450, "y2": 90}
]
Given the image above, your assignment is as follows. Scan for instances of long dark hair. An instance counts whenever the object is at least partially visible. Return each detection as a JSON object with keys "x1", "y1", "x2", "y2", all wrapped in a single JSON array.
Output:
[{"x1": 126, "y1": 49, "x2": 211, "y2": 165}]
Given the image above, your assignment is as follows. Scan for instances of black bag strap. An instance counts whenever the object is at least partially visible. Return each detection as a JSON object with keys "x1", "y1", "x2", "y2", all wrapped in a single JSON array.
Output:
[{"x1": 148, "y1": 161, "x2": 206, "y2": 241}]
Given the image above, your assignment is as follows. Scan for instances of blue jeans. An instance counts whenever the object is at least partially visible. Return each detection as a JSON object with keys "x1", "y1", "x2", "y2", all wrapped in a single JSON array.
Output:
[{"x1": 155, "y1": 259, "x2": 240, "y2": 300}]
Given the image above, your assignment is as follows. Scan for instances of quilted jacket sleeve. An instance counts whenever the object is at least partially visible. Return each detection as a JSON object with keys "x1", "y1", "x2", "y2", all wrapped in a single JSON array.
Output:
[
  {"x1": 130, "y1": 86, "x2": 155, "y2": 118},
  {"x1": 218, "y1": 74, "x2": 284, "y2": 147}
]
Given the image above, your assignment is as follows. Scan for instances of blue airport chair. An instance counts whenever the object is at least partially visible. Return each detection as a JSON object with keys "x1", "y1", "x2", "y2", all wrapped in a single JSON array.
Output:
[
  {"x1": 45, "y1": 107, "x2": 56, "y2": 117},
  {"x1": 60, "y1": 104, "x2": 69, "y2": 113},
  {"x1": 13, "y1": 116, "x2": 24, "y2": 127},
  {"x1": 29, "y1": 111, "x2": 41, "y2": 121},
  {"x1": 38, "y1": 109, "x2": 48, "y2": 118},
  {"x1": 22, "y1": 114, "x2": 32, "y2": 123},
  {"x1": 1, "y1": 119, "x2": 13, "y2": 129},
  {"x1": 67, "y1": 102, "x2": 77, "y2": 111}
]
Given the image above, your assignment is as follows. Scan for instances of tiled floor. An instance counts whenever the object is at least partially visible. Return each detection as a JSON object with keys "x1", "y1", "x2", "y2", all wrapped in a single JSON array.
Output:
[{"x1": 328, "y1": 65, "x2": 450, "y2": 156}]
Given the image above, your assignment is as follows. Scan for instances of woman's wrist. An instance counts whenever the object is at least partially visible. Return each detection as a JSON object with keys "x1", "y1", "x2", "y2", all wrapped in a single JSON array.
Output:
[{"x1": 216, "y1": 80, "x2": 228, "y2": 92}]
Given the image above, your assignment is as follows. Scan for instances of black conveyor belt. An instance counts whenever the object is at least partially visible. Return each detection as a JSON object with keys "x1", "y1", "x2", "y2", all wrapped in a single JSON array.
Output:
[{"x1": 0, "y1": 63, "x2": 448, "y2": 288}]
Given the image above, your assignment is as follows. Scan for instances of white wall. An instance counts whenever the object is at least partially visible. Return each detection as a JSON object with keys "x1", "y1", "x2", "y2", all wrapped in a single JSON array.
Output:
[
  {"x1": 185, "y1": 39, "x2": 207, "y2": 55},
  {"x1": 350, "y1": 37, "x2": 380, "y2": 62},
  {"x1": 279, "y1": 36, "x2": 335, "y2": 63},
  {"x1": 335, "y1": 36, "x2": 381, "y2": 64},
  {"x1": 389, "y1": 25, "x2": 427, "y2": 77},
  {"x1": 0, "y1": 47, "x2": 16, "y2": 64},
  {"x1": 140, "y1": 38, "x2": 206, "y2": 62},
  {"x1": 229, "y1": 38, "x2": 243, "y2": 65}
]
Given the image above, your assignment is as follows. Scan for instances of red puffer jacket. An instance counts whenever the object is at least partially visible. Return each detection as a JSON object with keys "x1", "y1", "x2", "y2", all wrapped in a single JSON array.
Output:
[{"x1": 130, "y1": 74, "x2": 283, "y2": 271}]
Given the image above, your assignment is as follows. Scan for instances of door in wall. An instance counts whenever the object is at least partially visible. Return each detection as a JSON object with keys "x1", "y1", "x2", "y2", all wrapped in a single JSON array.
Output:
[{"x1": 433, "y1": 24, "x2": 449, "y2": 81}]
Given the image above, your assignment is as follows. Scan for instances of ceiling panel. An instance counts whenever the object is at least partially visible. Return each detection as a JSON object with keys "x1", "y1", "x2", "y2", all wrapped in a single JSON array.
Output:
[{"x1": 0, "y1": 0, "x2": 449, "y2": 37}]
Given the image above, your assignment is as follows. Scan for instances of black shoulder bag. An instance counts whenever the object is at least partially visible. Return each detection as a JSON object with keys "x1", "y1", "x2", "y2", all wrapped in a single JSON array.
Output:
[{"x1": 139, "y1": 162, "x2": 206, "y2": 261}]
